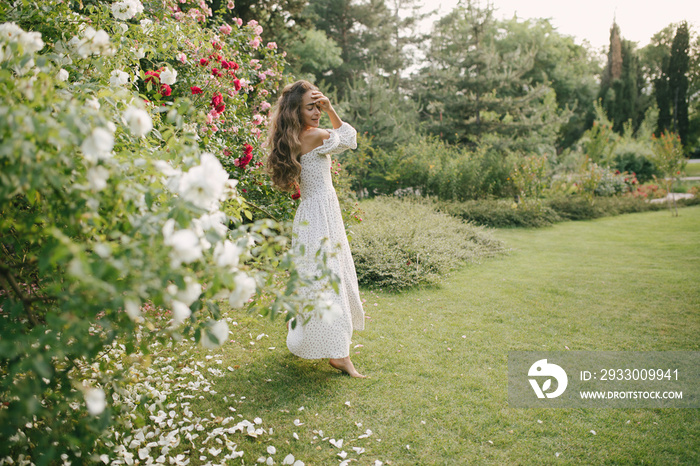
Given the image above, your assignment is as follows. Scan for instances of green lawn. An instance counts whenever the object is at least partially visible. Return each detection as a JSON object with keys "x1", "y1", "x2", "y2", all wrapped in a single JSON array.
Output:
[
  {"x1": 152, "y1": 206, "x2": 700, "y2": 465},
  {"x1": 684, "y1": 162, "x2": 700, "y2": 177}
]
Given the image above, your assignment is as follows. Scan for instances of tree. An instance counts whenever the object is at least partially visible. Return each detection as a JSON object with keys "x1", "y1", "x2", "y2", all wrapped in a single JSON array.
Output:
[
  {"x1": 664, "y1": 22, "x2": 690, "y2": 147},
  {"x1": 286, "y1": 27, "x2": 344, "y2": 82},
  {"x1": 414, "y1": 2, "x2": 570, "y2": 152},
  {"x1": 496, "y1": 16, "x2": 600, "y2": 150},
  {"x1": 303, "y1": 0, "x2": 426, "y2": 97},
  {"x1": 644, "y1": 22, "x2": 699, "y2": 153},
  {"x1": 599, "y1": 21, "x2": 646, "y2": 132},
  {"x1": 340, "y1": 62, "x2": 420, "y2": 149}
]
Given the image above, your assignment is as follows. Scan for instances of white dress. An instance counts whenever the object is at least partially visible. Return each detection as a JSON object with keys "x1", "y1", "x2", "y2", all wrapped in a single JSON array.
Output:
[{"x1": 286, "y1": 122, "x2": 365, "y2": 359}]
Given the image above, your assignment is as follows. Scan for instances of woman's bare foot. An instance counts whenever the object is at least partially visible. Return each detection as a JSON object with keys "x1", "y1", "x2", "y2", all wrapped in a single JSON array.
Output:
[{"x1": 329, "y1": 357, "x2": 366, "y2": 378}]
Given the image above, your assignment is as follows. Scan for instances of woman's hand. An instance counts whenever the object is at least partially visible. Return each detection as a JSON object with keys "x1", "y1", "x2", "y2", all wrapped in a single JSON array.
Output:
[{"x1": 311, "y1": 91, "x2": 332, "y2": 113}]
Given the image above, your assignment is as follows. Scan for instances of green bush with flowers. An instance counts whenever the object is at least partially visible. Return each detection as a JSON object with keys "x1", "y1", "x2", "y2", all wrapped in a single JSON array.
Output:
[{"x1": 0, "y1": 1, "x2": 341, "y2": 463}]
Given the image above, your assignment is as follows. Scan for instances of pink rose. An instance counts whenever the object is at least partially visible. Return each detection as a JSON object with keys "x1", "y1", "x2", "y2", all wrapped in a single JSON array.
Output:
[
  {"x1": 267, "y1": 42, "x2": 277, "y2": 50},
  {"x1": 249, "y1": 38, "x2": 261, "y2": 49},
  {"x1": 219, "y1": 24, "x2": 232, "y2": 35},
  {"x1": 254, "y1": 25, "x2": 263, "y2": 36},
  {"x1": 235, "y1": 18, "x2": 243, "y2": 27},
  {"x1": 227, "y1": 0, "x2": 235, "y2": 8},
  {"x1": 260, "y1": 101, "x2": 271, "y2": 111},
  {"x1": 252, "y1": 114, "x2": 263, "y2": 125},
  {"x1": 177, "y1": 52, "x2": 187, "y2": 63}
]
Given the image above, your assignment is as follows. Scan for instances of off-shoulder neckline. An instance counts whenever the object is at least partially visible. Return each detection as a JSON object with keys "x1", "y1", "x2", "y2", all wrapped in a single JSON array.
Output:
[{"x1": 299, "y1": 129, "x2": 336, "y2": 158}]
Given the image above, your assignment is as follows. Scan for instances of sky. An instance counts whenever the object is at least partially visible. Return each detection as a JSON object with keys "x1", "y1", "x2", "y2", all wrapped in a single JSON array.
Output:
[{"x1": 416, "y1": 0, "x2": 700, "y2": 52}]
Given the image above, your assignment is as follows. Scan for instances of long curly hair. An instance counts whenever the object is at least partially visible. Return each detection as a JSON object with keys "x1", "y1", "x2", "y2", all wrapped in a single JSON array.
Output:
[{"x1": 265, "y1": 80, "x2": 318, "y2": 192}]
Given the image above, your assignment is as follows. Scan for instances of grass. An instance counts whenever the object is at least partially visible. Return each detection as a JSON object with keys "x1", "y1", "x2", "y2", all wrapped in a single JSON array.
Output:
[
  {"x1": 684, "y1": 162, "x2": 700, "y2": 177},
  {"x1": 160, "y1": 206, "x2": 700, "y2": 465}
]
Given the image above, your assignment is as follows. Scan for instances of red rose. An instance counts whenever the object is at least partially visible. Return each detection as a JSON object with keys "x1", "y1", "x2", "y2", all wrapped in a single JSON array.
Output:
[
  {"x1": 211, "y1": 92, "x2": 225, "y2": 114},
  {"x1": 190, "y1": 86, "x2": 203, "y2": 95},
  {"x1": 291, "y1": 187, "x2": 300, "y2": 200},
  {"x1": 211, "y1": 92, "x2": 223, "y2": 107},
  {"x1": 222, "y1": 60, "x2": 231, "y2": 70},
  {"x1": 230, "y1": 62, "x2": 239, "y2": 71},
  {"x1": 199, "y1": 58, "x2": 209, "y2": 66},
  {"x1": 212, "y1": 68, "x2": 222, "y2": 77},
  {"x1": 145, "y1": 70, "x2": 160, "y2": 84},
  {"x1": 234, "y1": 144, "x2": 254, "y2": 169},
  {"x1": 159, "y1": 84, "x2": 172, "y2": 97},
  {"x1": 233, "y1": 79, "x2": 242, "y2": 91}
]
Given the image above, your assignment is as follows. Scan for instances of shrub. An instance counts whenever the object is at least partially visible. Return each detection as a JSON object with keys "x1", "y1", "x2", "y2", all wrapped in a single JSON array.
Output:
[
  {"x1": 613, "y1": 151, "x2": 659, "y2": 182},
  {"x1": 350, "y1": 197, "x2": 505, "y2": 290},
  {"x1": 544, "y1": 195, "x2": 668, "y2": 220},
  {"x1": 435, "y1": 199, "x2": 561, "y2": 228}
]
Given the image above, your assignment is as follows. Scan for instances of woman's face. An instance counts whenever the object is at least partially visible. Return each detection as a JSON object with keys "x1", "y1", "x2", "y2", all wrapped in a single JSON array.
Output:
[{"x1": 300, "y1": 89, "x2": 321, "y2": 129}]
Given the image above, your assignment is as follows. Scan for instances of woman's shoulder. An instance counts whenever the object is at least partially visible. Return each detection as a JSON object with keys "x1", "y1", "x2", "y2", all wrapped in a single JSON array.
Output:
[{"x1": 299, "y1": 128, "x2": 331, "y2": 155}]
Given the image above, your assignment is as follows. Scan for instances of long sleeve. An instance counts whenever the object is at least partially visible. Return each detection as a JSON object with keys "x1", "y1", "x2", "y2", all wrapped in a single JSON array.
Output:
[{"x1": 316, "y1": 122, "x2": 357, "y2": 156}]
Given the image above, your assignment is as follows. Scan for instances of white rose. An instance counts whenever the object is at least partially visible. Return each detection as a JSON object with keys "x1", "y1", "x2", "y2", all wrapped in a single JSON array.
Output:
[
  {"x1": 87, "y1": 165, "x2": 110, "y2": 191},
  {"x1": 228, "y1": 273, "x2": 256, "y2": 308},
  {"x1": 134, "y1": 47, "x2": 146, "y2": 59},
  {"x1": 85, "y1": 388, "x2": 106, "y2": 416},
  {"x1": 57, "y1": 69, "x2": 69, "y2": 81},
  {"x1": 122, "y1": 106, "x2": 153, "y2": 137},
  {"x1": 171, "y1": 300, "x2": 191, "y2": 327},
  {"x1": 201, "y1": 320, "x2": 229, "y2": 349},
  {"x1": 214, "y1": 241, "x2": 241, "y2": 269},
  {"x1": 18, "y1": 30, "x2": 44, "y2": 54},
  {"x1": 0, "y1": 22, "x2": 24, "y2": 42},
  {"x1": 160, "y1": 67, "x2": 177, "y2": 85},
  {"x1": 111, "y1": 0, "x2": 144, "y2": 21},
  {"x1": 154, "y1": 160, "x2": 182, "y2": 192},
  {"x1": 81, "y1": 127, "x2": 114, "y2": 163},
  {"x1": 169, "y1": 230, "x2": 202, "y2": 264},
  {"x1": 178, "y1": 153, "x2": 229, "y2": 210},
  {"x1": 140, "y1": 18, "x2": 153, "y2": 34},
  {"x1": 194, "y1": 211, "x2": 228, "y2": 238},
  {"x1": 91, "y1": 29, "x2": 110, "y2": 48},
  {"x1": 85, "y1": 98, "x2": 100, "y2": 110},
  {"x1": 174, "y1": 276, "x2": 202, "y2": 306},
  {"x1": 163, "y1": 220, "x2": 202, "y2": 265},
  {"x1": 109, "y1": 69, "x2": 129, "y2": 86}
]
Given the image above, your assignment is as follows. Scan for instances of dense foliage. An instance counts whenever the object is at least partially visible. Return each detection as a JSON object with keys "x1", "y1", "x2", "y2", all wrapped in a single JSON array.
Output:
[{"x1": 350, "y1": 197, "x2": 505, "y2": 290}]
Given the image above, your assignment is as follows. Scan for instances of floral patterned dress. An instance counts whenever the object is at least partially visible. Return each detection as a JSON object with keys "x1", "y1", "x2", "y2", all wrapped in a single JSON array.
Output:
[{"x1": 286, "y1": 122, "x2": 365, "y2": 359}]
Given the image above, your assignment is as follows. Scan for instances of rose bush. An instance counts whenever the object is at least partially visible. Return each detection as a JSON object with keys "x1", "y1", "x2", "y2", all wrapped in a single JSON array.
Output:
[{"x1": 0, "y1": 2, "x2": 335, "y2": 463}]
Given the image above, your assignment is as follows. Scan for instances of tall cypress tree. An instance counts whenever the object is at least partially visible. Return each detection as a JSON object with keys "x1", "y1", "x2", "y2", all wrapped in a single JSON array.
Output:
[
  {"x1": 599, "y1": 22, "x2": 643, "y2": 132},
  {"x1": 667, "y1": 22, "x2": 690, "y2": 146}
]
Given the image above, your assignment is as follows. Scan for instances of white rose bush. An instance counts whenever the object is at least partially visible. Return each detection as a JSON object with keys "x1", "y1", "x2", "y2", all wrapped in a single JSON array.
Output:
[{"x1": 0, "y1": 1, "x2": 338, "y2": 463}]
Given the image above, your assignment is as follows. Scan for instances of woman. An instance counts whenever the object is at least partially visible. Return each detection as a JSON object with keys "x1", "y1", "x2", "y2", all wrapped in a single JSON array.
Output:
[{"x1": 266, "y1": 80, "x2": 365, "y2": 378}]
